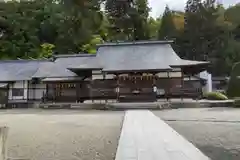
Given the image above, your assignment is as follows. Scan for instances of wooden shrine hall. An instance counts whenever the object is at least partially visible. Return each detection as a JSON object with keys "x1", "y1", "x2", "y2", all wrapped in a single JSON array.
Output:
[{"x1": 33, "y1": 40, "x2": 209, "y2": 103}]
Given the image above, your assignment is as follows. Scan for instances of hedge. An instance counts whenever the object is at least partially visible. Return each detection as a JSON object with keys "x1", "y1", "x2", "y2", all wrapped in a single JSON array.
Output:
[{"x1": 203, "y1": 92, "x2": 228, "y2": 100}]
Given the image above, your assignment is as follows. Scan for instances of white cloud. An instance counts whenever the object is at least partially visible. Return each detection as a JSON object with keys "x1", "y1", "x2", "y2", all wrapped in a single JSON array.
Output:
[{"x1": 149, "y1": 0, "x2": 240, "y2": 18}]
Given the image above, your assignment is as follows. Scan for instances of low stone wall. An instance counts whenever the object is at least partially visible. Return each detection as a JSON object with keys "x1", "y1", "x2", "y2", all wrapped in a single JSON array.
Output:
[{"x1": 170, "y1": 100, "x2": 234, "y2": 109}]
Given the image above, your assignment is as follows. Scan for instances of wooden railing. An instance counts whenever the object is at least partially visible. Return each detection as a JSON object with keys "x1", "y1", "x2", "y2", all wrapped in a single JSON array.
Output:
[{"x1": 166, "y1": 87, "x2": 202, "y2": 99}]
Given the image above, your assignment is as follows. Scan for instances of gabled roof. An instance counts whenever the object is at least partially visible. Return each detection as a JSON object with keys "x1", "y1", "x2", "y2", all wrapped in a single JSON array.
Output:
[
  {"x1": 0, "y1": 41, "x2": 210, "y2": 81},
  {"x1": 56, "y1": 54, "x2": 102, "y2": 70},
  {"x1": 0, "y1": 60, "x2": 49, "y2": 81},
  {"x1": 32, "y1": 61, "x2": 77, "y2": 78},
  {"x1": 33, "y1": 54, "x2": 101, "y2": 78},
  {"x1": 96, "y1": 41, "x2": 209, "y2": 73}
]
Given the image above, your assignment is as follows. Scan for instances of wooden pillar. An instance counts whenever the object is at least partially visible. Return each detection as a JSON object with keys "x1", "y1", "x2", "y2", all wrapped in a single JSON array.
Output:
[
  {"x1": 76, "y1": 82, "x2": 80, "y2": 103},
  {"x1": 103, "y1": 73, "x2": 107, "y2": 104},
  {"x1": 153, "y1": 73, "x2": 157, "y2": 102},
  {"x1": 22, "y1": 81, "x2": 24, "y2": 100},
  {"x1": 90, "y1": 80, "x2": 93, "y2": 103},
  {"x1": 46, "y1": 83, "x2": 49, "y2": 103},
  {"x1": 6, "y1": 84, "x2": 9, "y2": 107},
  {"x1": 27, "y1": 81, "x2": 29, "y2": 101},
  {"x1": 0, "y1": 127, "x2": 8, "y2": 160},
  {"x1": 116, "y1": 74, "x2": 120, "y2": 102},
  {"x1": 153, "y1": 73, "x2": 156, "y2": 85},
  {"x1": 181, "y1": 70, "x2": 184, "y2": 101},
  {"x1": 167, "y1": 71, "x2": 170, "y2": 101},
  {"x1": 54, "y1": 83, "x2": 57, "y2": 103}
]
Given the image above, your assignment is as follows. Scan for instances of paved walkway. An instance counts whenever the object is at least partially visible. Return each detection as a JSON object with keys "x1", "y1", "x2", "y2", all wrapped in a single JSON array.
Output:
[{"x1": 115, "y1": 110, "x2": 210, "y2": 160}]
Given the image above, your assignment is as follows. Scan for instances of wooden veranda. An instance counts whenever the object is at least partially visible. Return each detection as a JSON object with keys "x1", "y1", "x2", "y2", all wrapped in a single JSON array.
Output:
[{"x1": 42, "y1": 72, "x2": 204, "y2": 103}]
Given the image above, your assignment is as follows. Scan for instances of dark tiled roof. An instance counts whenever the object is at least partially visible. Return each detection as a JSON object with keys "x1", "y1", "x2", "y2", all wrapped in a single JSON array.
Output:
[
  {"x1": 0, "y1": 41, "x2": 210, "y2": 81},
  {"x1": 0, "y1": 60, "x2": 49, "y2": 81},
  {"x1": 57, "y1": 54, "x2": 102, "y2": 70},
  {"x1": 96, "y1": 41, "x2": 209, "y2": 72},
  {"x1": 32, "y1": 61, "x2": 77, "y2": 78},
  {"x1": 33, "y1": 54, "x2": 101, "y2": 78}
]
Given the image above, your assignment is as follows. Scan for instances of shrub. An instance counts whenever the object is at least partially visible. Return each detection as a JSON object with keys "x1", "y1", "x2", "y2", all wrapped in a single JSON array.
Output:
[
  {"x1": 203, "y1": 92, "x2": 228, "y2": 100},
  {"x1": 227, "y1": 62, "x2": 240, "y2": 98}
]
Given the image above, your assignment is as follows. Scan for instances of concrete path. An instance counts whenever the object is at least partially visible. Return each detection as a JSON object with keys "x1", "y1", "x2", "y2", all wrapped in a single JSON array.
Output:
[{"x1": 115, "y1": 110, "x2": 210, "y2": 160}]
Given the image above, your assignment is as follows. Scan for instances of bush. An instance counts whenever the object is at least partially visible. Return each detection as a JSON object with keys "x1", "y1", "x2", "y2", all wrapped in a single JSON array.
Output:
[
  {"x1": 227, "y1": 62, "x2": 240, "y2": 98},
  {"x1": 203, "y1": 92, "x2": 228, "y2": 100}
]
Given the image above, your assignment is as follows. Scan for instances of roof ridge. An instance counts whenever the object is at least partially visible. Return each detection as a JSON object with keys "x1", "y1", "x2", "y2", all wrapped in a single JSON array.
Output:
[
  {"x1": 53, "y1": 53, "x2": 96, "y2": 58},
  {"x1": 0, "y1": 59, "x2": 51, "y2": 63},
  {"x1": 97, "y1": 40, "x2": 174, "y2": 47}
]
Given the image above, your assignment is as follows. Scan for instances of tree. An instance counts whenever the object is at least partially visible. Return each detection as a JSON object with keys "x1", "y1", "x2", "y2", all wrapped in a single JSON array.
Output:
[
  {"x1": 105, "y1": 0, "x2": 150, "y2": 41},
  {"x1": 157, "y1": 5, "x2": 176, "y2": 40},
  {"x1": 148, "y1": 17, "x2": 161, "y2": 39},
  {"x1": 81, "y1": 35, "x2": 104, "y2": 54},
  {"x1": 54, "y1": 0, "x2": 104, "y2": 54},
  {"x1": 105, "y1": 0, "x2": 133, "y2": 40},
  {"x1": 38, "y1": 43, "x2": 55, "y2": 58},
  {"x1": 0, "y1": 0, "x2": 104, "y2": 58},
  {"x1": 177, "y1": 0, "x2": 232, "y2": 76},
  {"x1": 131, "y1": 0, "x2": 150, "y2": 40}
]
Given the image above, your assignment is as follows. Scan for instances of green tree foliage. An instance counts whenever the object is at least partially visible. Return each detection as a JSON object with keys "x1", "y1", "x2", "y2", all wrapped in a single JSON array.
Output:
[
  {"x1": 105, "y1": 0, "x2": 150, "y2": 41},
  {"x1": 227, "y1": 62, "x2": 240, "y2": 98},
  {"x1": 224, "y1": 3, "x2": 240, "y2": 25},
  {"x1": 81, "y1": 35, "x2": 104, "y2": 54},
  {"x1": 148, "y1": 17, "x2": 161, "y2": 39},
  {"x1": 157, "y1": 5, "x2": 176, "y2": 40},
  {"x1": 174, "y1": 0, "x2": 235, "y2": 76},
  {"x1": 55, "y1": 0, "x2": 104, "y2": 54},
  {"x1": 0, "y1": 0, "x2": 240, "y2": 77},
  {"x1": 39, "y1": 43, "x2": 55, "y2": 58},
  {"x1": 0, "y1": 0, "x2": 104, "y2": 58}
]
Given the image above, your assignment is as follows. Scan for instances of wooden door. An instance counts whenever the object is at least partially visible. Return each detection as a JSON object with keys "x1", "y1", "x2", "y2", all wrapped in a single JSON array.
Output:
[{"x1": 118, "y1": 75, "x2": 156, "y2": 102}]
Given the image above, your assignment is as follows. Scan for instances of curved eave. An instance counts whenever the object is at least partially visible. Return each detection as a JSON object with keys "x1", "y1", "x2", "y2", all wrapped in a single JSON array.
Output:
[
  {"x1": 68, "y1": 67, "x2": 103, "y2": 71},
  {"x1": 102, "y1": 68, "x2": 172, "y2": 74},
  {"x1": 176, "y1": 61, "x2": 210, "y2": 75},
  {"x1": 170, "y1": 60, "x2": 210, "y2": 68}
]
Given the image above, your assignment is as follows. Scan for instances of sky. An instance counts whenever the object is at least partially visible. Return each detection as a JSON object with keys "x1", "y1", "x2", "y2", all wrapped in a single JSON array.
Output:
[{"x1": 148, "y1": 0, "x2": 240, "y2": 18}]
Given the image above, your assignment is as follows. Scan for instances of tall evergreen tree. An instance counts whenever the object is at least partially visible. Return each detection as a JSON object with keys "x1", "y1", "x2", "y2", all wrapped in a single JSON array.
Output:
[
  {"x1": 184, "y1": 0, "x2": 228, "y2": 60},
  {"x1": 56, "y1": 0, "x2": 104, "y2": 54},
  {"x1": 105, "y1": 0, "x2": 133, "y2": 40},
  {"x1": 105, "y1": 0, "x2": 150, "y2": 41},
  {"x1": 157, "y1": 5, "x2": 176, "y2": 40}
]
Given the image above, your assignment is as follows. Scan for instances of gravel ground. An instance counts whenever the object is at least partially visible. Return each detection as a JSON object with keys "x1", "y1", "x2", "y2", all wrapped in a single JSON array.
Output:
[
  {"x1": 0, "y1": 109, "x2": 124, "y2": 160},
  {"x1": 154, "y1": 108, "x2": 240, "y2": 160}
]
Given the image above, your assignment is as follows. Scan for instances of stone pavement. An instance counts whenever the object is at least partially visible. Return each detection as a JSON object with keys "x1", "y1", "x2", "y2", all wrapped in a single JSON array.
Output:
[{"x1": 115, "y1": 110, "x2": 210, "y2": 160}]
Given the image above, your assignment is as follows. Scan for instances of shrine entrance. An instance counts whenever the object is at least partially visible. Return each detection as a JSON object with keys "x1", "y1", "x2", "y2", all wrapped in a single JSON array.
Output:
[{"x1": 117, "y1": 74, "x2": 156, "y2": 102}]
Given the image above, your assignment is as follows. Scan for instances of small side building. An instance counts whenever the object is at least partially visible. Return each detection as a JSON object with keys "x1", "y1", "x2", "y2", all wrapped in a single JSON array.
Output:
[
  {"x1": 33, "y1": 54, "x2": 102, "y2": 103},
  {"x1": 0, "y1": 60, "x2": 49, "y2": 107}
]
